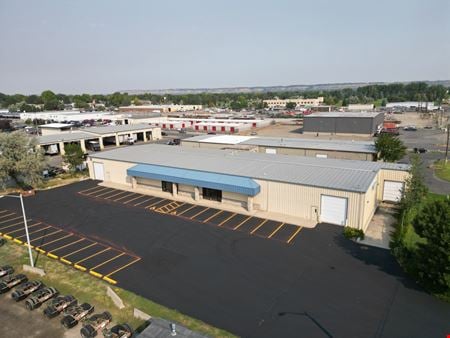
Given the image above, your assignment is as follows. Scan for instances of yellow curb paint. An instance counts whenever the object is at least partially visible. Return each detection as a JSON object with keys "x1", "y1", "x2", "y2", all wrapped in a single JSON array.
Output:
[
  {"x1": 74, "y1": 264, "x2": 87, "y2": 272},
  {"x1": 47, "y1": 253, "x2": 58, "y2": 259},
  {"x1": 89, "y1": 270, "x2": 103, "y2": 278},
  {"x1": 3, "y1": 234, "x2": 12, "y2": 240},
  {"x1": 60, "y1": 258, "x2": 72, "y2": 265},
  {"x1": 102, "y1": 276, "x2": 117, "y2": 285},
  {"x1": 36, "y1": 248, "x2": 46, "y2": 254},
  {"x1": 13, "y1": 238, "x2": 23, "y2": 244}
]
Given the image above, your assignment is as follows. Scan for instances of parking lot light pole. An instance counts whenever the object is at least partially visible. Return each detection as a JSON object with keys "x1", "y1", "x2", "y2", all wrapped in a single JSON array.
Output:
[{"x1": 0, "y1": 194, "x2": 34, "y2": 267}]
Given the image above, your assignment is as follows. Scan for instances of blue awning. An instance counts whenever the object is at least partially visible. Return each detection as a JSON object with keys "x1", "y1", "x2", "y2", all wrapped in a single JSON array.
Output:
[{"x1": 127, "y1": 164, "x2": 260, "y2": 196}]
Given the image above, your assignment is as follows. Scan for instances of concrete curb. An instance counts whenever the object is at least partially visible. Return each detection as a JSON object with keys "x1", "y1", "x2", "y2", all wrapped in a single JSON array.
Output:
[
  {"x1": 106, "y1": 286, "x2": 125, "y2": 309},
  {"x1": 134, "y1": 308, "x2": 152, "y2": 321},
  {"x1": 23, "y1": 264, "x2": 45, "y2": 276}
]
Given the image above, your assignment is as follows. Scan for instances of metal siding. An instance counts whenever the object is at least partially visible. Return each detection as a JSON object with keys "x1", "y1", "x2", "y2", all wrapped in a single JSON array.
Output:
[
  {"x1": 377, "y1": 169, "x2": 410, "y2": 200},
  {"x1": 263, "y1": 180, "x2": 361, "y2": 227}
]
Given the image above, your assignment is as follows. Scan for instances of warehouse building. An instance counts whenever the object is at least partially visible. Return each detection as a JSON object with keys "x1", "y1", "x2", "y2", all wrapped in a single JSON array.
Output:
[
  {"x1": 302, "y1": 112, "x2": 384, "y2": 136},
  {"x1": 181, "y1": 135, "x2": 378, "y2": 161},
  {"x1": 87, "y1": 144, "x2": 409, "y2": 231},
  {"x1": 36, "y1": 124, "x2": 161, "y2": 155}
]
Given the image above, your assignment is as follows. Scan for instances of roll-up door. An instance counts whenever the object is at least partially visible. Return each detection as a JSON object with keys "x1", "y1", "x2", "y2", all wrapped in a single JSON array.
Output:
[{"x1": 320, "y1": 195, "x2": 347, "y2": 225}]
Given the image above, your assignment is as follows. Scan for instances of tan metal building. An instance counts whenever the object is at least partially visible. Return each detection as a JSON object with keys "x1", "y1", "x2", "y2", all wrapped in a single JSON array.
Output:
[
  {"x1": 181, "y1": 135, "x2": 378, "y2": 161},
  {"x1": 87, "y1": 145, "x2": 409, "y2": 232}
]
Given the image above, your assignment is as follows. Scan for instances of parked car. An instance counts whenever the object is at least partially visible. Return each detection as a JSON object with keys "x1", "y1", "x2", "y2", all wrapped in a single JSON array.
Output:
[
  {"x1": 21, "y1": 185, "x2": 35, "y2": 197},
  {"x1": 403, "y1": 125, "x2": 417, "y2": 131},
  {"x1": 0, "y1": 265, "x2": 14, "y2": 278},
  {"x1": 103, "y1": 323, "x2": 134, "y2": 338},
  {"x1": 43, "y1": 295, "x2": 77, "y2": 318},
  {"x1": 80, "y1": 311, "x2": 112, "y2": 337},
  {"x1": 0, "y1": 274, "x2": 28, "y2": 294},
  {"x1": 250, "y1": 131, "x2": 258, "y2": 136},
  {"x1": 166, "y1": 138, "x2": 181, "y2": 146},
  {"x1": 11, "y1": 280, "x2": 43, "y2": 301},
  {"x1": 414, "y1": 147, "x2": 427, "y2": 154},
  {"x1": 25, "y1": 287, "x2": 59, "y2": 310},
  {"x1": 424, "y1": 125, "x2": 433, "y2": 129},
  {"x1": 61, "y1": 303, "x2": 95, "y2": 329}
]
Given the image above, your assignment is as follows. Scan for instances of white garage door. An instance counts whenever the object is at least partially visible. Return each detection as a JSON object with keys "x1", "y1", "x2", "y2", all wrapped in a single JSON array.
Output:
[
  {"x1": 320, "y1": 195, "x2": 347, "y2": 226},
  {"x1": 265, "y1": 148, "x2": 277, "y2": 154},
  {"x1": 93, "y1": 162, "x2": 105, "y2": 181},
  {"x1": 383, "y1": 181, "x2": 404, "y2": 202}
]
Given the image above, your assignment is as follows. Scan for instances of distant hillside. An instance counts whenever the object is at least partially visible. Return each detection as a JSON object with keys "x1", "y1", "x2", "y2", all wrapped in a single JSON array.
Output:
[{"x1": 123, "y1": 80, "x2": 450, "y2": 95}]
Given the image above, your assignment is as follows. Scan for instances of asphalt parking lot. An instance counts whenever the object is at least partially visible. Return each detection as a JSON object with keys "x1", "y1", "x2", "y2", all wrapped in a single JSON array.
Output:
[{"x1": 1, "y1": 180, "x2": 449, "y2": 338}]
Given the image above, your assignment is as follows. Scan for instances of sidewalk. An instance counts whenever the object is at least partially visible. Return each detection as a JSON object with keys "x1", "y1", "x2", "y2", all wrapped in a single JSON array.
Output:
[
  {"x1": 99, "y1": 182, "x2": 317, "y2": 228},
  {"x1": 358, "y1": 208, "x2": 396, "y2": 249}
]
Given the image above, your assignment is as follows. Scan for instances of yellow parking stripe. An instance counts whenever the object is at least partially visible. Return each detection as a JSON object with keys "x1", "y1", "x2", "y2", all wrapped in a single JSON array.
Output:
[
  {"x1": 0, "y1": 216, "x2": 21, "y2": 224},
  {"x1": 145, "y1": 199, "x2": 168, "y2": 209},
  {"x1": 90, "y1": 252, "x2": 125, "y2": 271},
  {"x1": 203, "y1": 210, "x2": 223, "y2": 223},
  {"x1": 233, "y1": 216, "x2": 252, "y2": 230},
  {"x1": 5, "y1": 222, "x2": 40, "y2": 235},
  {"x1": 114, "y1": 192, "x2": 136, "y2": 202},
  {"x1": 39, "y1": 233, "x2": 72, "y2": 248},
  {"x1": 62, "y1": 242, "x2": 97, "y2": 258},
  {"x1": 104, "y1": 191, "x2": 128, "y2": 199},
  {"x1": 134, "y1": 197, "x2": 157, "y2": 206},
  {"x1": 93, "y1": 189, "x2": 117, "y2": 198},
  {"x1": 106, "y1": 257, "x2": 141, "y2": 277},
  {"x1": 123, "y1": 194, "x2": 145, "y2": 204},
  {"x1": 190, "y1": 207, "x2": 210, "y2": 220},
  {"x1": 51, "y1": 238, "x2": 84, "y2": 253},
  {"x1": 268, "y1": 223, "x2": 285, "y2": 239},
  {"x1": 0, "y1": 212, "x2": 16, "y2": 220},
  {"x1": 83, "y1": 186, "x2": 109, "y2": 196},
  {"x1": 250, "y1": 219, "x2": 268, "y2": 234},
  {"x1": 30, "y1": 229, "x2": 62, "y2": 243},
  {"x1": 176, "y1": 204, "x2": 196, "y2": 216},
  {"x1": 0, "y1": 219, "x2": 28, "y2": 232},
  {"x1": 218, "y1": 213, "x2": 237, "y2": 227},
  {"x1": 287, "y1": 227, "x2": 303, "y2": 244},
  {"x1": 75, "y1": 247, "x2": 110, "y2": 264},
  {"x1": 78, "y1": 186, "x2": 102, "y2": 194},
  {"x1": 16, "y1": 225, "x2": 50, "y2": 239}
]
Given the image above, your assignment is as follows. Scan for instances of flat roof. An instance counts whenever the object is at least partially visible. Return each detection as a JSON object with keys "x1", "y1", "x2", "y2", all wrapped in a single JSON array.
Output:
[
  {"x1": 89, "y1": 144, "x2": 409, "y2": 193},
  {"x1": 183, "y1": 135, "x2": 377, "y2": 154},
  {"x1": 82, "y1": 123, "x2": 156, "y2": 135},
  {"x1": 304, "y1": 112, "x2": 383, "y2": 118},
  {"x1": 36, "y1": 132, "x2": 94, "y2": 144},
  {"x1": 39, "y1": 123, "x2": 73, "y2": 128}
]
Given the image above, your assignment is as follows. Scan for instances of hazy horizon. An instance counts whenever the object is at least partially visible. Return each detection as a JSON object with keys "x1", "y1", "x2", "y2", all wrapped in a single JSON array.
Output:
[{"x1": 1, "y1": 0, "x2": 449, "y2": 94}]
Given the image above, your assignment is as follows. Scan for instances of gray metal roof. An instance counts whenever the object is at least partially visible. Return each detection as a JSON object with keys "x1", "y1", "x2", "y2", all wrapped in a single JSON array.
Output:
[
  {"x1": 36, "y1": 132, "x2": 95, "y2": 144},
  {"x1": 90, "y1": 144, "x2": 409, "y2": 193},
  {"x1": 304, "y1": 112, "x2": 383, "y2": 118},
  {"x1": 139, "y1": 318, "x2": 209, "y2": 338},
  {"x1": 183, "y1": 135, "x2": 377, "y2": 154},
  {"x1": 82, "y1": 123, "x2": 156, "y2": 135}
]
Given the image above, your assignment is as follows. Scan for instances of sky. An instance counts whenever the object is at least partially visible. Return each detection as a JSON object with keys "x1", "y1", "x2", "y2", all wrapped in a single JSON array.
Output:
[{"x1": 0, "y1": 0, "x2": 449, "y2": 94}]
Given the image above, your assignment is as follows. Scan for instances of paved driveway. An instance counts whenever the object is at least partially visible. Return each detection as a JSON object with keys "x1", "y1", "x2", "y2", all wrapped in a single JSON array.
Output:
[{"x1": 1, "y1": 181, "x2": 449, "y2": 338}]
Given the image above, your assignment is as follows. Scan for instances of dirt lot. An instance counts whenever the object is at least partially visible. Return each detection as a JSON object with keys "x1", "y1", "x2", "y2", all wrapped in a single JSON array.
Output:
[{"x1": 0, "y1": 295, "x2": 78, "y2": 338}]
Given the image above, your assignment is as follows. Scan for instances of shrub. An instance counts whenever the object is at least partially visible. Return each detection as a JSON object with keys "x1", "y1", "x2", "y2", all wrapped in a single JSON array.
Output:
[{"x1": 343, "y1": 227, "x2": 365, "y2": 240}]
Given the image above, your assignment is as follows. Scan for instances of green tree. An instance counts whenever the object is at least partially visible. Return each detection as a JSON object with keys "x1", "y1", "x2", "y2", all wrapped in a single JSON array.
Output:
[
  {"x1": 41, "y1": 90, "x2": 62, "y2": 110},
  {"x1": 375, "y1": 134, "x2": 407, "y2": 162},
  {"x1": 285, "y1": 101, "x2": 296, "y2": 109},
  {"x1": 400, "y1": 154, "x2": 428, "y2": 211},
  {"x1": 0, "y1": 132, "x2": 45, "y2": 188},
  {"x1": 63, "y1": 143, "x2": 85, "y2": 171},
  {"x1": 412, "y1": 199, "x2": 450, "y2": 293}
]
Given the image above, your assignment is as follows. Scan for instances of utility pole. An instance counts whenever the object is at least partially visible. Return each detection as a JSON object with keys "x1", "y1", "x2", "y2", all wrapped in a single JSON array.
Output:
[{"x1": 445, "y1": 122, "x2": 450, "y2": 164}]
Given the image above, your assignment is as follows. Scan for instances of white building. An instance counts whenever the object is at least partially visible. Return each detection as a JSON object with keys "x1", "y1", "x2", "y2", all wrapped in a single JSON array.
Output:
[
  {"x1": 347, "y1": 104, "x2": 374, "y2": 111},
  {"x1": 263, "y1": 97, "x2": 324, "y2": 109},
  {"x1": 20, "y1": 110, "x2": 115, "y2": 122},
  {"x1": 386, "y1": 102, "x2": 439, "y2": 110}
]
